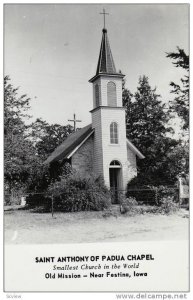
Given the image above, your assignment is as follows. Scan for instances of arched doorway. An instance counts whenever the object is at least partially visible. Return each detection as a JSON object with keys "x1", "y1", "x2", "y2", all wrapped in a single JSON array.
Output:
[{"x1": 109, "y1": 160, "x2": 122, "y2": 204}]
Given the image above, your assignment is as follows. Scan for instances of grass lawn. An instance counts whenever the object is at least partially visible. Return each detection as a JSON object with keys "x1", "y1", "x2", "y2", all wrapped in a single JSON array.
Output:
[{"x1": 4, "y1": 208, "x2": 189, "y2": 244}]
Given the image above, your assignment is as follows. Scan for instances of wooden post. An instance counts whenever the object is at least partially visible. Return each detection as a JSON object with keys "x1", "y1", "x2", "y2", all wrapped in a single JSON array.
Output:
[
  {"x1": 155, "y1": 187, "x2": 158, "y2": 205},
  {"x1": 51, "y1": 195, "x2": 54, "y2": 218},
  {"x1": 178, "y1": 177, "x2": 181, "y2": 208}
]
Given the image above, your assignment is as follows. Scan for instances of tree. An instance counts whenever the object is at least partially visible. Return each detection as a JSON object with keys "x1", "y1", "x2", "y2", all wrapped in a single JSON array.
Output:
[
  {"x1": 4, "y1": 76, "x2": 76, "y2": 202},
  {"x1": 123, "y1": 75, "x2": 180, "y2": 185},
  {"x1": 166, "y1": 47, "x2": 189, "y2": 130},
  {"x1": 4, "y1": 75, "x2": 31, "y2": 136},
  {"x1": 31, "y1": 118, "x2": 74, "y2": 160},
  {"x1": 4, "y1": 76, "x2": 41, "y2": 195}
]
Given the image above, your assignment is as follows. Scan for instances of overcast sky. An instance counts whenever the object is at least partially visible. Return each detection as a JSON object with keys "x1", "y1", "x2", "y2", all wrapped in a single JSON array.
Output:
[{"x1": 4, "y1": 4, "x2": 189, "y2": 128}]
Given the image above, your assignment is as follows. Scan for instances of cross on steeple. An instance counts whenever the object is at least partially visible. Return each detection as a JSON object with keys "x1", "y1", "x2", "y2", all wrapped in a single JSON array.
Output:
[
  {"x1": 68, "y1": 113, "x2": 82, "y2": 132},
  {"x1": 100, "y1": 8, "x2": 109, "y2": 29}
]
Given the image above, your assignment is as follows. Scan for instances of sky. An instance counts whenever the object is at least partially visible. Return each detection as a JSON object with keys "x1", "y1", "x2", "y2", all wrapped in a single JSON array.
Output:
[{"x1": 4, "y1": 4, "x2": 189, "y2": 128}]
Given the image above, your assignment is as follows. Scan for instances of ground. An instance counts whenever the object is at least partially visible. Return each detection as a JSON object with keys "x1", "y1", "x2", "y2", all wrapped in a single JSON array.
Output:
[{"x1": 4, "y1": 208, "x2": 189, "y2": 244}]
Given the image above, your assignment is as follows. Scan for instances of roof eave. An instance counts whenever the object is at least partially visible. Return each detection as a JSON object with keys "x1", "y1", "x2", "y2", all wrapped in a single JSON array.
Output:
[
  {"x1": 126, "y1": 139, "x2": 145, "y2": 159},
  {"x1": 66, "y1": 129, "x2": 94, "y2": 159},
  {"x1": 44, "y1": 126, "x2": 94, "y2": 165},
  {"x1": 90, "y1": 106, "x2": 125, "y2": 113},
  {"x1": 89, "y1": 72, "x2": 125, "y2": 83}
]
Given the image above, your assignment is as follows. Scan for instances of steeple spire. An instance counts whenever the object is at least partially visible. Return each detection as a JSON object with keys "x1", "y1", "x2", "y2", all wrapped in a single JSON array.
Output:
[
  {"x1": 96, "y1": 28, "x2": 117, "y2": 75},
  {"x1": 89, "y1": 13, "x2": 124, "y2": 83}
]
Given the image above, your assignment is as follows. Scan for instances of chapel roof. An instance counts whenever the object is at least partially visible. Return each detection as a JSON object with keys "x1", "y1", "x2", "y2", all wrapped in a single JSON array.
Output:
[
  {"x1": 126, "y1": 139, "x2": 145, "y2": 159},
  {"x1": 44, "y1": 123, "x2": 144, "y2": 165},
  {"x1": 44, "y1": 124, "x2": 94, "y2": 164}
]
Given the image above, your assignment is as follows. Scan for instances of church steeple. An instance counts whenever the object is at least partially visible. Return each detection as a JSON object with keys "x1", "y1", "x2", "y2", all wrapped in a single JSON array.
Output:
[
  {"x1": 89, "y1": 12, "x2": 130, "y2": 192},
  {"x1": 89, "y1": 27, "x2": 124, "y2": 83},
  {"x1": 89, "y1": 23, "x2": 125, "y2": 109},
  {"x1": 96, "y1": 28, "x2": 117, "y2": 75}
]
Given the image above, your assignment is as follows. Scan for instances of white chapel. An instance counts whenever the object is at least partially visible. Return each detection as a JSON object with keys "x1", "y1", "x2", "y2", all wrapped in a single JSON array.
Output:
[{"x1": 45, "y1": 22, "x2": 144, "y2": 196}]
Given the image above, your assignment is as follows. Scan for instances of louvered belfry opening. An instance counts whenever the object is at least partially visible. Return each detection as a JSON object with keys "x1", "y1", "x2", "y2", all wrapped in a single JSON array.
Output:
[
  {"x1": 107, "y1": 81, "x2": 117, "y2": 106},
  {"x1": 95, "y1": 84, "x2": 100, "y2": 107}
]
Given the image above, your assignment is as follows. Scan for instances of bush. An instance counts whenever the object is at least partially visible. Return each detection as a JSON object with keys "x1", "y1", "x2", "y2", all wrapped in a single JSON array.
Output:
[
  {"x1": 158, "y1": 196, "x2": 179, "y2": 215},
  {"x1": 4, "y1": 187, "x2": 26, "y2": 206},
  {"x1": 121, "y1": 196, "x2": 138, "y2": 207},
  {"x1": 120, "y1": 195, "x2": 138, "y2": 214},
  {"x1": 25, "y1": 193, "x2": 51, "y2": 211},
  {"x1": 156, "y1": 185, "x2": 179, "y2": 204},
  {"x1": 46, "y1": 172, "x2": 111, "y2": 212},
  {"x1": 127, "y1": 183, "x2": 157, "y2": 205},
  {"x1": 127, "y1": 182, "x2": 180, "y2": 206},
  {"x1": 25, "y1": 162, "x2": 73, "y2": 211}
]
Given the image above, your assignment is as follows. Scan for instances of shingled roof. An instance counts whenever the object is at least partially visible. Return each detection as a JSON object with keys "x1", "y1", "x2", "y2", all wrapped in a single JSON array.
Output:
[
  {"x1": 44, "y1": 122, "x2": 144, "y2": 165},
  {"x1": 44, "y1": 124, "x2": 94, "y2": 164},
  {"x1": 96, "y1": 28, "x2": 117, "y2": 74},
  {"x1": 89, "y1": 29, "x2": 125, "y2": 83}
]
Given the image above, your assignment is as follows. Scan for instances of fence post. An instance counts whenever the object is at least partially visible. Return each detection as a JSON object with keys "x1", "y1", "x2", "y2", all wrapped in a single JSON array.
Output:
[
  {"x1": 51, "y1": 194, "x2": 54, "y2": 218},
  {"x1": 178, "y1": 177, "x2": 181, "y2": 208},
  {"x1": 155, "y1": 187, "x2": 158, "y2": 205}
]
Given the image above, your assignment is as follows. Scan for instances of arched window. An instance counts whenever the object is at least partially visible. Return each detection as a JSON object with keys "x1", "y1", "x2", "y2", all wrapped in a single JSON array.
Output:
[
  {"x1": 95, "y1": 84, "x2": 100, "y2": 107},
  {"x1": 110, "y1": 160, "x2": 121, "y2": 167},
  {"x1": 110, "y1": 122, "x2": 118, "y2": 144},
  {"x1": 107, "y1": 81, "x2": 117, "y2": 107}
]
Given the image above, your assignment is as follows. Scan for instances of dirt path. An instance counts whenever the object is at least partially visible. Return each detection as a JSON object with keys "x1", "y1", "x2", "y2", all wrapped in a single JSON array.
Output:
[{"x1": 4, "y1": 209, "x2": 189, "y2": 244}]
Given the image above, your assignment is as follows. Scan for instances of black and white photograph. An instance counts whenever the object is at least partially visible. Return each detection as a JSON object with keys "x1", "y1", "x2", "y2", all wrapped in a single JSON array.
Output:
[{"x1": 3, "y1": 3, "x2": 189, "y2": 294}]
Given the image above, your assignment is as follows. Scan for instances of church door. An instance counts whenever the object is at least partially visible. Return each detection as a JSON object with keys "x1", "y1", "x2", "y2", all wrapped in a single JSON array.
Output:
[{"x1": 109, "y1": 160, "x2": 122, "y2": 204}]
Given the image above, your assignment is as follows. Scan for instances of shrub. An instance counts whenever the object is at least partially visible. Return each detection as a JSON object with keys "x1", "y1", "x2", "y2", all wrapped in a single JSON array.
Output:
[
  {"x1": 127, "y1": 183, "x2": 180, "y2": 206},
  {"x1": 121, "y1": 196, "x2": 138, "y2": 207},
  {"x1": 120, "y1": 195, "x2": 138, "y2": 214},
  {"x1": 25, "y1": 162, "x2": 73, "y2": 210},
  {"x1": 127, "y1": 184, "x2": 157, "y2": 205},
  {"x1": 46, "y1": 172, "x2": 111, "y2": 212},
  {"x1": 156, "y1": 185, "x2": 179, "y2": 204},
  {"x1": 25, "y1": 193, "x2": 51, "y2": 211},
  {"x1": 4, "y1": 187, "x2": 26, "y2": 206},
  {"x1": 27, "y1": 161, "x2": 72, "y2": 193},
  {"x1": 158, "y1": 196, "x2": 179, "y2": 215}
]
